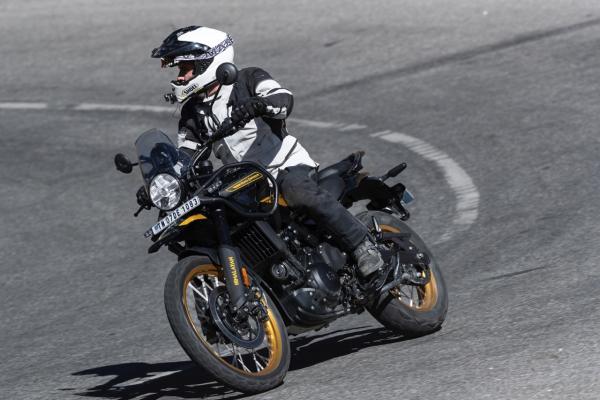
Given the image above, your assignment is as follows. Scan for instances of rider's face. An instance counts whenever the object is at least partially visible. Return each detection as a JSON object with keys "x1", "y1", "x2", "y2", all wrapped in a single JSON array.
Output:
[{"x1": 177, "y1": 61, "x2": 195, "y2": 82}]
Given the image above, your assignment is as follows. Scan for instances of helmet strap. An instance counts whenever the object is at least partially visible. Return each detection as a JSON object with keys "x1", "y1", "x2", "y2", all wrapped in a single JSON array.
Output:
[
  {"x1": 206, "y1": 81, "x2": 222, "y2": 115},
  {"x1": 208, "y1": 81, "x2": 223, "y2": 127}
]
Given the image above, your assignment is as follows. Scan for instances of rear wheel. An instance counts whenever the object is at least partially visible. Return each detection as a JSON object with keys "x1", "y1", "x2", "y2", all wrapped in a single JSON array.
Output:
[
  {"x1": 164, "y1": 255, "x2": 290, "y2": 393},
  {"x1": 357, "y1": 211, "x2": 448, "y2": 336}
]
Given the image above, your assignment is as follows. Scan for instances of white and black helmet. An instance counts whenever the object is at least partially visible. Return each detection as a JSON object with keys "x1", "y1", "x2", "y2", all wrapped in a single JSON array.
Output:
[{"x1": 152, "y1": 26, "x2": 234, "y2": 103}]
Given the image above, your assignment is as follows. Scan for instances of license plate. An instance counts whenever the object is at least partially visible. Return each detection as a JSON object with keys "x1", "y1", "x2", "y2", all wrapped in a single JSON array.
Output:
[
  {"x1": 402, "y1": 189, "x2": 415, "y2": 204},
  {"x1": 144, "y1": 196, "x2": 201, "y2": 238}
]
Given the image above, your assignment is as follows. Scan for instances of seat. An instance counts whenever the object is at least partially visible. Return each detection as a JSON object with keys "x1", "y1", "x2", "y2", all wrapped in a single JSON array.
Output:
[
  {"x1": 317, "y1": 151, "x2": 364, "y2": 200},
  {"x1": 317, "y1": 151, "x2": 364, "y2": 181}
]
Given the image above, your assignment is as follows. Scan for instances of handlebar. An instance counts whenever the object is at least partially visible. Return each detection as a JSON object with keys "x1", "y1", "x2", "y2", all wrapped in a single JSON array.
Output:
[
  {"x1": 210, "y1": 117, "x2": 238, "y2": 143},
  {"x1": 378, "y1": 162, "x2": 407, "y2": 182},
  {"x1": 198, "y1": 117, "x2": 239, "y2": 149},
  {"x1": 189, "y1": 117, "x2": 244, "y2": 174}
]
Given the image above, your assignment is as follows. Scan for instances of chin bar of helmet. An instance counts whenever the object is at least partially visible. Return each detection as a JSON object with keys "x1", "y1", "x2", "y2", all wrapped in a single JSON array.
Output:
[{"x1": 163, "y1": 79, "x2": 220, "y2": 104}]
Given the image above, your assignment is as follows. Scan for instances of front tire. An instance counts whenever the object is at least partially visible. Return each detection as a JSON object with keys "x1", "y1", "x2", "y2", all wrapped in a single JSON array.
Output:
[
  {"x1": 164, "y1": 255, "x2": 290, "y2": 393},
  {"x1": 357, "y1": 211, "x2": 449, "y2": 336}
]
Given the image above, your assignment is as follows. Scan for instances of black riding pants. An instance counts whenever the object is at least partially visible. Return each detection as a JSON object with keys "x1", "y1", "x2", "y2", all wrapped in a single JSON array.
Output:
[{"x1": 277, "y1": 165, "x2": 368, "y2": 250}]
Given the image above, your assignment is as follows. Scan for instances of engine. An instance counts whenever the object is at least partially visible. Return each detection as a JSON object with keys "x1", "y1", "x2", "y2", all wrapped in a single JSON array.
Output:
[
  {"x1": 271, "y1": 237, "x2": 348, "y2": 322},
  {"x1": 232, "y1": 220, "x2": 349, "y2": 323},
  {"x1": 287, "y1": 246, "x2": 345, "y2": 317}
]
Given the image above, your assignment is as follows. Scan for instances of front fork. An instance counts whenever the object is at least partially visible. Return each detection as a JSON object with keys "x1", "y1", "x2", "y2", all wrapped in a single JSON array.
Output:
[
  {"x1": 212, "y1": 208, "x2": 248, "y2": 310},
  {"x1": 212, "y1": 209, "x2": 265, "y2": 320}
]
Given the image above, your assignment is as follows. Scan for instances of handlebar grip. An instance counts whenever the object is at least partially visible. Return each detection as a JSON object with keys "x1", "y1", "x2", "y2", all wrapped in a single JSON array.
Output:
[
  {"x1": 211, "y1": 118, "x2": 237, "y2": 142},
  {"x1": 191, "y1": 118, "x2": 238, "y2": 167},
  {"x1": 386, "y1": 163, "x2": 407, "y2": 178},
  {"x1": 379, "y1": 162, "x2": 407, "y2": 181}
]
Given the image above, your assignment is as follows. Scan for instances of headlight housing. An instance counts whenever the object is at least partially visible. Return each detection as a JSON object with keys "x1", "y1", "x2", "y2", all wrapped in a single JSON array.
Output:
[{"x1": 149, "y1": 173, "x2": 182, "y2": 210}]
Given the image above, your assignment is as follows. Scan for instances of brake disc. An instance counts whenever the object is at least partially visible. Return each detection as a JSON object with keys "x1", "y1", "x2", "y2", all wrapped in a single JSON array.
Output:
[{"x1": 208, "y1": 286, "x2": 265, "y2": 349}]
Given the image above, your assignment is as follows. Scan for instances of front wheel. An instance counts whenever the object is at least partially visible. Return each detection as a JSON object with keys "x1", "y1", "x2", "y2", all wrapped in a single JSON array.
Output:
[
  {"x1": 164, "y1": 255, "x2": 290, "y2": 394},
  {"x1": 357, "y1": 211, "x2": 449, "y2": 336}
]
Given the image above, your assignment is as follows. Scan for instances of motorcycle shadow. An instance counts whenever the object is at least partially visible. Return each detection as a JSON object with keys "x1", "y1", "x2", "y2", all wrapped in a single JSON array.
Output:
[
  {"x1": 68, "y1": 326, "x2": 410, "y2": 399},
  {"x1": 289, "y1": 325, "x2": 410, "y2": 371}
]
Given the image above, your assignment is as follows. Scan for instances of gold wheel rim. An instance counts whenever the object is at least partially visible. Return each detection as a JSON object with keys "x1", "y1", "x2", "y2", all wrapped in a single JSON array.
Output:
[
  {"x1": 182, "y1": 264, "x2": 284, "y2": 376},
  {"x1": 380, "y1": 224, "x2": 438, "y2": 312}
]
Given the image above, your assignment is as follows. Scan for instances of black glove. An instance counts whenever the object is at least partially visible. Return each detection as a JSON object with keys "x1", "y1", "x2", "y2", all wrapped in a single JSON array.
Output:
[
  {"x1": 230, "y1": 97, "x2": 267, "y2": 128},
  {"x1": 136, "y1": 185, "x2": 152, "y2": 209}
]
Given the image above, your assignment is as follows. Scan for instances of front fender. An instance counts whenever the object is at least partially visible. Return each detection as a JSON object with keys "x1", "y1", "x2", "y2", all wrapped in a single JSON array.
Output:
[{"x1": 176, "y1": 246, "x2": 220, "y2": 264}]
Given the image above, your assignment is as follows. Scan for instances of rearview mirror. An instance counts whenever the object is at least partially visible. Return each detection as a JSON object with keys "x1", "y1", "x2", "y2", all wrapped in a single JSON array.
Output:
[
  {"x1": 114, "y1": 153, "x2": 134, "y2": 174},
  {"x1": 216, "y1": 63, "x2": 238, "y2": 86}
]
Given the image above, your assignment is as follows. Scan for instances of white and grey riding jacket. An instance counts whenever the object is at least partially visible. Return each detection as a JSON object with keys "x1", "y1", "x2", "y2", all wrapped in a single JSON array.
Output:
[{"x1": 177, "y1": 67, "x2": 317, "y2": 178}]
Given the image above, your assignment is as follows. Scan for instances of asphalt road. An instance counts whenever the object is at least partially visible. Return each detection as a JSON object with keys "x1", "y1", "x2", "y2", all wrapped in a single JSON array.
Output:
[{"x1": 1, "y1": 1, "x2": 600, "y2": 399}]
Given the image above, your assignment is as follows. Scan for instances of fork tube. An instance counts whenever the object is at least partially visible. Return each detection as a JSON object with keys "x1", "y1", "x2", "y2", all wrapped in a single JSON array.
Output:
[{"x1": 212, "y1": 208, "x2": 248, "y2": 309}]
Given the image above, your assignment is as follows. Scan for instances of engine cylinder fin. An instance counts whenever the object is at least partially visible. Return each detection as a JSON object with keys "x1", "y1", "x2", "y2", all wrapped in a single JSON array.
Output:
[{"x1": 232, "y1": 222, "x2": 285, "y2": 271}]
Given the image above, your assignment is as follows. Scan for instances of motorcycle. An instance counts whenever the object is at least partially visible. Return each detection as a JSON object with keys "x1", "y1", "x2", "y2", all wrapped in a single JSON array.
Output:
[{"x1": 114, "y1": 64, "x2": 448, "y2": 393}]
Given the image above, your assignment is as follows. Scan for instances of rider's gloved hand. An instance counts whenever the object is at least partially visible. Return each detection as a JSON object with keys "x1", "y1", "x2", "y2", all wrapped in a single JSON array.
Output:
[
  {"x1": 136, "y1": 185, "x2": 152, "y2": 209},
  {"x1": 230, "y1": 97, "x2": 267, "y2": 128}
]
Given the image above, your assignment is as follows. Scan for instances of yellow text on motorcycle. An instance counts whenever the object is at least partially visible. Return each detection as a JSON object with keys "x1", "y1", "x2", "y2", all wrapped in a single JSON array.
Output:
[
  {"x1": 224, "y1": 172, "x2": 264, "y2": 193},
  {"x1": 228, "y1": 256, "x2": 240, "y2": 286}
]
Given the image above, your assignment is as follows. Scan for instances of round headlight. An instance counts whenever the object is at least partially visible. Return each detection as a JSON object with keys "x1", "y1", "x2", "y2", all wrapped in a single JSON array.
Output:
[{"x1": 149, "y1": 173, "x2": 182, "y2": 210}]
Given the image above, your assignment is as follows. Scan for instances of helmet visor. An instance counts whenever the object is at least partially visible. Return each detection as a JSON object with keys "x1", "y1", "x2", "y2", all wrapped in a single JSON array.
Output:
[{"x1": 169, "y1": 58, "x2": 214, "y2": 86}]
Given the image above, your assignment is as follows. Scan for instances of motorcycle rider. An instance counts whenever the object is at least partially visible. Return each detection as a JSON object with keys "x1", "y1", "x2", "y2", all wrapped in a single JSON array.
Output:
[{"x1": 151, "y1": 26, "x2": 384, "y2": 278}]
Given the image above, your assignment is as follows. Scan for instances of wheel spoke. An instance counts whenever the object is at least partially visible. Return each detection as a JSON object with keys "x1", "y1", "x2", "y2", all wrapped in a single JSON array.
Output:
[
  {"x1": 393, "y1": 283, "x2": 421, "y2": 308},
  {"x1": 238, "y1": 354, "x2": 251, "y2": 372},
  {"x1": 228, "y1": 343, "x2": 239, "y2": 367},
  {"x1": 200, "y1": 278, "x2": 209, "y2": 300},
  {"x1": 205, "y1": 276, "x2": 218, "y2": 289},
  {"x1": 399, "y1": 285, "x2": 412, "y2": 300},
  {"x1": 254, "y1": 350, "x2": 270, "y2": 364},
  {"x1": 188, "y1": 282, "x2": 208, "y2": 302},
  {"x1": 391, "y1": 277, "x2": 433, "y2": 309},
  {"x1": 230, "y1": 344, "x2": 251, "y2": 372},
  {"x1": 417, "y1": 286, "x2": 425, "y2": 307},
  {"x1": 252, "y1": 351, "x2": 265, "y2": 371}
]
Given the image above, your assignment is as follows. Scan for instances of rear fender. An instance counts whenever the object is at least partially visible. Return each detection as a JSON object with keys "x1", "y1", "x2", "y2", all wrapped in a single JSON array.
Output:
[{"x1": 342, "y1": 176, "x2": 405, "y2": 210}]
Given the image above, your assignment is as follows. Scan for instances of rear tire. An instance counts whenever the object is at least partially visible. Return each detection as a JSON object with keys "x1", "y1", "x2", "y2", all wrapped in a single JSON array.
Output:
[
  {"x1": 164, "y1": 255, "x2": 290, "y2": 393},
  {"x1": 357, "y1": 211, "x2": 448, "y2": 336}
]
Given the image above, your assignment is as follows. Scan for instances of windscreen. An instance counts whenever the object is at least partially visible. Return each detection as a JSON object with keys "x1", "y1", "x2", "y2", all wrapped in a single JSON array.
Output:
[{"x1": 134, "y1": 129, "x2": 190, "y2": 187}]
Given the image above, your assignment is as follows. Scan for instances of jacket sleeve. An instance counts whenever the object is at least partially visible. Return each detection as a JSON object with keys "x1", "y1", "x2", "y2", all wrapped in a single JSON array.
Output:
[{"x1": 249, "y1": 68, "x2": 294, "y2": 120}]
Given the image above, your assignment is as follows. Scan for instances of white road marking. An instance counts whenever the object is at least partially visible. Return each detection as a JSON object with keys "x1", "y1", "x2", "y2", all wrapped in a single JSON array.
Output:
[
  {"x1": 372, "y1": 131, "x2": 480, "y2": 243},
  {"x1": 0, "y1": 102, "x2": 47, "y2": 109},
  {"x1": 369, "y1": 129, "x2": 393, "y2": 138},
  {"x1": 289, "y1": 117, "x2": 367, "y2": 132},
  {"x1": 289, "y1": 118, "x2": 343, "y2": 129},
  {"x1": 0, "y1": 101, "x2": 479, "y2": 242},
  {"x1": 73, "y1": 103, "x2": 176, "y2": 113},
  {"x1": 338, "y1": 123, "x2": 368, "y2": 131}
]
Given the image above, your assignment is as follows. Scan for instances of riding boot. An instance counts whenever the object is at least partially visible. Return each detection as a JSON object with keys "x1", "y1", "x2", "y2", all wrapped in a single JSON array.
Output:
[{"x1": 353, "y1": 236, "x2": 384, "y2": 277}]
